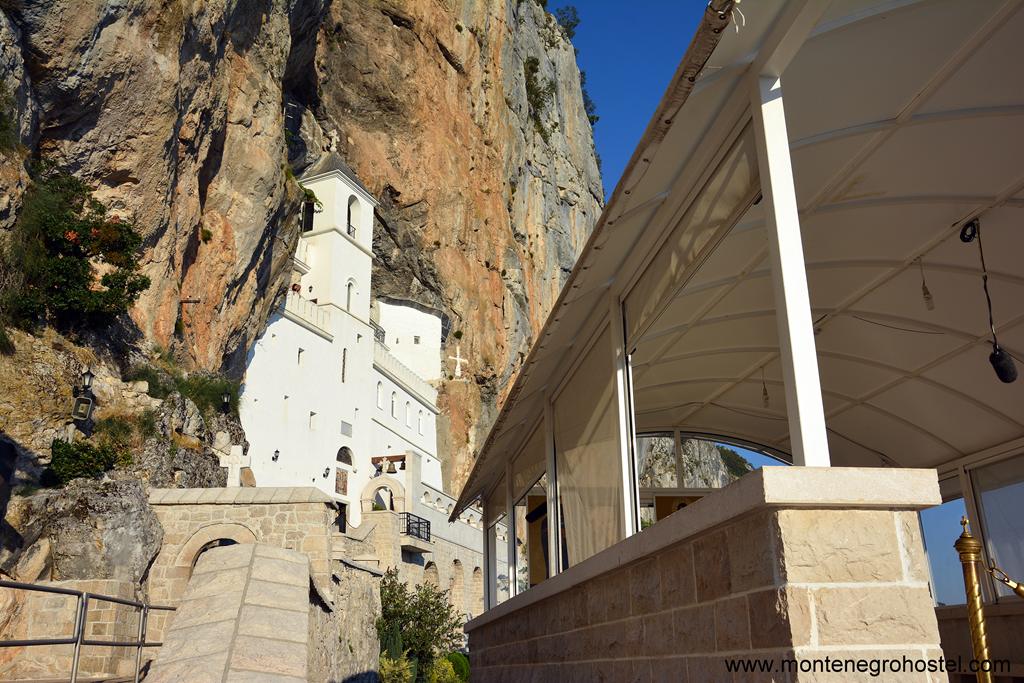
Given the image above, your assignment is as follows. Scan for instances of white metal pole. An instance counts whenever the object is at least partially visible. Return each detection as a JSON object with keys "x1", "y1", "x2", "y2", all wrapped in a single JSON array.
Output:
[
  {"x1": 543, "y1": 398, "x2": 561, "y2": 576},
  {"x1": 505, "y1": 463, "x2": 517, "y2": 599},
  {"x1": 750, "y1": 75, "x2": 831, "y2": 467},
  {"x1": 609, "y1": 297, "x2": 638, "y2": 536}
]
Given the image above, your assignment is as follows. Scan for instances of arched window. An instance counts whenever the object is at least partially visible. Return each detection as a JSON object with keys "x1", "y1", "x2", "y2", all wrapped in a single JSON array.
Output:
[
  {"x1": 424, "y1": 562, "x2": 439, "y2": 588},
  {"x1": 347, "y1": 196, "x2": 360, "y2": 237},
  {"x1": 417, "y1": 410, "x2": 424, "y2": 434},
  {"x1": 450, "y1": 559, "x2": 465, "y2": 613},
  {"x1": 376, "y1": 382, "x2": 383, "y2": 409},
  {"x1": 336, "y1": 446, "x2": 353, "y2": 466},
  {"x1": 346, "y1": 282, "x2": 354, "y2": 311},
  {"x1": 405, "y1": 402, "x2": 411, "y2": 427},
  {"x1": 390, "y1": 392, "x2": 397, "y2": 418}
]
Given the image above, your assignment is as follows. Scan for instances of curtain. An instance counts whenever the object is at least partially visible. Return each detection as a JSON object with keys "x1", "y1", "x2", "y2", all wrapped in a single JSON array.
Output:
[{"x1": 553, "y1": 325, "x2": 624, "y2": 566}]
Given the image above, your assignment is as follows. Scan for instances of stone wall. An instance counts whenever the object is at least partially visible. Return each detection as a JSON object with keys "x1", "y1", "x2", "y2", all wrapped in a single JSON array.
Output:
[
  {"x1": 144, "y1": 487, "x2": 336, "y2": 641},
  {"x1": 466, "y1": 467, "x2": 945, "y2": 682},
  {"x1": 0, "y1": 578, "x2": 138, "y2": 680}
]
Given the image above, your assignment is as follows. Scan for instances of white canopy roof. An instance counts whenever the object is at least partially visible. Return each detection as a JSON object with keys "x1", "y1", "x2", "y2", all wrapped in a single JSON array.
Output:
[{"x1": 454, "y1": 0, "x2": 1024, "y2": 517}]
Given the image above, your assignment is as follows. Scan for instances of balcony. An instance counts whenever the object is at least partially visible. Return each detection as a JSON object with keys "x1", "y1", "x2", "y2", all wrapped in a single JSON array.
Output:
[
  {"x1": 399, "y1": 512, "x2": 433, "y2": 553},
  {"x1": 283, "y1": 291, "x2": 332, "y2": 340},
  {"x1": 370, "y1": 320, "x2": 386, "y2": 346}
]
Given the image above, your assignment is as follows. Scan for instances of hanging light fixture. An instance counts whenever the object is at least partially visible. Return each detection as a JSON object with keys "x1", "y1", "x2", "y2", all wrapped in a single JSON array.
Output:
[
  {"x1": 917, "y1": 257, "x2": 935, "y2": 311},
  {"x1": 961, "y1": 219, "x2": 1017, "y2": 383}
]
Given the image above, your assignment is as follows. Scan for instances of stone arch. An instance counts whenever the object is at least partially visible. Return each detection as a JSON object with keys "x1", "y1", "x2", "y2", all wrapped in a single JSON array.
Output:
[
  {"x1": 173, "y1": 523, "x2": 259, "y2": 576},
  {"x1": 347, "y1": 195, "x2": 361, "y2": 235},
  {"x1": 450, "y1": 559, "x2": 465, "y2": 614},
  {"x1": 471, "y1": 567, "x2": 484, "y2": 617},
  {"x1": 359, "y1": 474, "x2": 406, "y2": 513},
  {"x1": 424, "y1": 561, "x2": 439, "y2": 588}
]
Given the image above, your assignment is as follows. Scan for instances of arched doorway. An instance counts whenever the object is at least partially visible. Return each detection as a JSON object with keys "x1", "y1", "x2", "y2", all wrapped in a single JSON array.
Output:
[
  {"x1": 424, "y1": 561, "x2": 439, "y2": 588},
  {"x1": 450, "y1": 559, "x2": 465, "y2": 614},
  {"x1": 471, "y1": 567, "x2": 483, "y2": 617}
]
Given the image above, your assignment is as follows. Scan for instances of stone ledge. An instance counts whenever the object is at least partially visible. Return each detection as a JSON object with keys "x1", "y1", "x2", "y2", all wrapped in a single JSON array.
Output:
[
  {"x1": 149, "y1": 487, "x2": 334, "y2": 506},
  {"x1": 465, "y1": 467, "x2": 939, "y2": 633}
]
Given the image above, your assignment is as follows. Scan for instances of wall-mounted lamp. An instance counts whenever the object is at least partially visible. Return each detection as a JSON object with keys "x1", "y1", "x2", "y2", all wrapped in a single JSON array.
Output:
[
  {"x1": 81, "y1": 367, "x2": 95, "y2": 392},
  {"x1": 272, "y1": 449, "x2": 280, "y2": 462},
  {"x1": 221, "y1": 392, "x2": 231, "y2": 414},
  {"x1": 323, "y1": 467, "x2": 330, "y2": 478}
]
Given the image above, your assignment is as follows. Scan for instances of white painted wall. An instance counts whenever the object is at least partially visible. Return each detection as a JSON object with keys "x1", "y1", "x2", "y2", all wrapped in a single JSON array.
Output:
[{"x1": 375, "y1": 301, "x2": 444, "y2": 381}]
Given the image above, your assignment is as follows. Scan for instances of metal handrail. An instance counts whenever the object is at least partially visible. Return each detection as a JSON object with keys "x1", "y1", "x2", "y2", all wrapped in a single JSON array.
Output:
[{"x1": 0, "y1": 579, "x2": 175, "y2": 683}]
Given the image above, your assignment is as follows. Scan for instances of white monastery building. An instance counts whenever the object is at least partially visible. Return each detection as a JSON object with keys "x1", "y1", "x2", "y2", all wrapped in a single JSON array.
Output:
[{"x1": 240, "y1": 153, "x2": 446, "y2": 527}]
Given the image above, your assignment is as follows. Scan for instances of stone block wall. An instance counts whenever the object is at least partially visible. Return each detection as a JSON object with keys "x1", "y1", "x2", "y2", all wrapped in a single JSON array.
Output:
[
  {"x1": 467, "y1": 467, "x2": 945, "y2": 682},
  {"x1": 0, "y1": 578, "x2": 139, "y2": 680},
  {"x1": 144, "y1": 487, "x2": 335, "y2": 642}
]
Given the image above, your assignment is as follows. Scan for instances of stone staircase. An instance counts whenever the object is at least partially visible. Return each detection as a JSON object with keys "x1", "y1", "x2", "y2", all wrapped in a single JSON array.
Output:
[{"x1": 145, "y1": 544, "x2": 311, "y2": 682}]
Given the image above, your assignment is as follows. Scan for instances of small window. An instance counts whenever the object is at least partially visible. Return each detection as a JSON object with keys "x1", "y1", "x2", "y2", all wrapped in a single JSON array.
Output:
[
  {"x1": 347, "y1": 196, "x2": 359, "y2": 237},
  {"x1": 340, "y1": 421, "x2": 353, "y2": 437},
  {"x1": 390, "y1": 392, "x2": 397, "y2": 418},
  {"x1": 297, "y1": 348, "x2": 304, "y2": 365},
  {"x1": 341, "y1": 348, "x2": 347, "y2": 382},
  {"x1": 376, "y1": 382, "x2": 383, "y2": 409},
  {"x1": 346, "y1": 282, "x2": 354, "y2": 311},
  {"x1": 417, "y1": 410, "x2": 424, "y2": 435},
  {"x1": 405, "y1": 402, "x2": 411, "y2": 427},
  {"x1": 309, "y1": 411, "x2": 317, "y2": 430},
  {"x1": 302, "y1": 201, "x2": 315, "y2": 232},
  {"x1": 413, "y1": 336, "x2": 421, "y2": 345}
]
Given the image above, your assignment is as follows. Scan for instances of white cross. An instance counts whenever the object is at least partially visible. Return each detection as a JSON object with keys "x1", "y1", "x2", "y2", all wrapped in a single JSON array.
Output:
[{"x1": 448, "y1": 345, "x2": 466, "y2": 378}]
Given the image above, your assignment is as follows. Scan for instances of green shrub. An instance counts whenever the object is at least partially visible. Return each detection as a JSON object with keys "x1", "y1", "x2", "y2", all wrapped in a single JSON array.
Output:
[
  {"x1": 445, "y1": 652, "x2": 469, "y2": 682},
  {"x1": 200, "y1": 228, "x2": 213, "y2": 243},
  {"x1": 427, "y1": 658, "x2": 459, "y2": 683},
  {"x1": 48, "y1": 438, "x2": 117, "y2": 485},
  {"x1": 553, "y1": 5, "x2": 579, "y2": 39},
  {"x1": 523, "y1": 56, "x2": 556, "y2": 143},
  {"x1": 1, "y1": 168, "x2": 150, "y2": 329},
  {"x1": 379, "y1": 651, "x2": 415, "y2": 683},
  {"x1": 376, "y1": 569, "x2": 462, "y2": 681}
]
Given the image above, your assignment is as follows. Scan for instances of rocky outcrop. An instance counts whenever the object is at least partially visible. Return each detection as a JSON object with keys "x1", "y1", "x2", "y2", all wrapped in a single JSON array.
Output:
[
  {"x1": 682, "y1": 440, "x2": 752, "y2": 489},
  {"x1": 1, "y1": 478, "x2": 161, "y2": 584}
]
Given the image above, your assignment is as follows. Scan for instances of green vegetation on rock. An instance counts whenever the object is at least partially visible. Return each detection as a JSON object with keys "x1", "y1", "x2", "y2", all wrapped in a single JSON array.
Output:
[
  {"x1": 524, "y1": 56, "x2": 556, "y2": 143},
  {"x1": 48, "y1": 438, "x2": 117, "y2": 485},
  {"x1": 0, "y1": 81, "x2": 17, "y2": 153},
  {"x1": 0, "y1": 167, "x2": 150, "y2": 330}
]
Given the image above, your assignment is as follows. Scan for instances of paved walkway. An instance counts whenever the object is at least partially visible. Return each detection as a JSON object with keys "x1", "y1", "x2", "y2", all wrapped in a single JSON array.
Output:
[{"x1": 146, "y1": 544, "x2": 311, "y2": 682}]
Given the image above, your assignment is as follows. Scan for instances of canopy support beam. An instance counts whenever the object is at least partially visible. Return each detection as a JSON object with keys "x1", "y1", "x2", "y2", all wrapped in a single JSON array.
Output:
[
  {"x1": 751, "y1": 75, "x2": 831, "y2": 467},
  {"x1": 482, "y1": 498, "x2": 497, "y2": 610}
]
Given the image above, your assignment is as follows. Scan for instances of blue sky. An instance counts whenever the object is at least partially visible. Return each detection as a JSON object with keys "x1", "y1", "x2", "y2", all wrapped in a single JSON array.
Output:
[{"x1": 554, "y1": 1, "x2": 710, "y2": 196}]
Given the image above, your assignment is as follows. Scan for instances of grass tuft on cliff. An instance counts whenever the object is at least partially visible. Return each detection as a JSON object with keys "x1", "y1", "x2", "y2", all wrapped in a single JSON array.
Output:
[
  {"x1": 124, "y1": 362, "x2": 239, "y2": 417},
  {"x1": 0, "y1": 81, "x2": 17, "y2": 153}
]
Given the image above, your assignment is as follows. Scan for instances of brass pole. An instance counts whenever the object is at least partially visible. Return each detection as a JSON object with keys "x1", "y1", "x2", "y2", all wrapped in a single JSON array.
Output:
[{"x1": 955, "y1": 517, "x2": 993, "y2": 683}]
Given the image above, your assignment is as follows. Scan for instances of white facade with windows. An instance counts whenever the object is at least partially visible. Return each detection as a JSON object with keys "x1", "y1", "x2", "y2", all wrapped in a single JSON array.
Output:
[{"x1": 240, "y1": 153, "x2": 443, "y2": 526}]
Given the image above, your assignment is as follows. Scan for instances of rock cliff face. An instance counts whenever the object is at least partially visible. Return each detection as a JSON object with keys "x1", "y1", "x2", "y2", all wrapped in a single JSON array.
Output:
[{"x1": 0, "y1": 0, "x2": 601, "y2": 491}]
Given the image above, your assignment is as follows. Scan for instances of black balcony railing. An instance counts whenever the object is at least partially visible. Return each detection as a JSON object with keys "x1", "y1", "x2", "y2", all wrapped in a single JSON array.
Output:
[
  {"x1": 400, "y1": 512, "x2": 431, "y2": 542},
  {"x1": 347, "y1": 222, "x2": 357, "y2": 237}
]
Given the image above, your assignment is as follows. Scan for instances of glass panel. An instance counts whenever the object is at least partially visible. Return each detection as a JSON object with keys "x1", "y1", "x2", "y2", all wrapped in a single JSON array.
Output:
[
  {"x1": 973, "y1": 455, "x2": 1024, "y2": 599},
  {"x1": 512, "y1": 425, "x2": 547, "y2": 503},
  {"x1": 488, "y1": 514, "x2": 510, "y2": 606},
  {"x1": 637, "y1": 432, "x2": 677, "y2": 489},
  {"x1": 484, "y1": 475, "x2": 507, "y2": 528},
  {"x1": 554, "y1": 325, "x2": 625, "y2": 567},
  {"x1": 514, "y1": 474, "x2": 549, "y2": 593},
  {"x1": 920, "y1": 476, "x2": 967, "y2": 606},
  {"x1": 680, "y1": 438, "x2": 753, "y2": 488}
]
